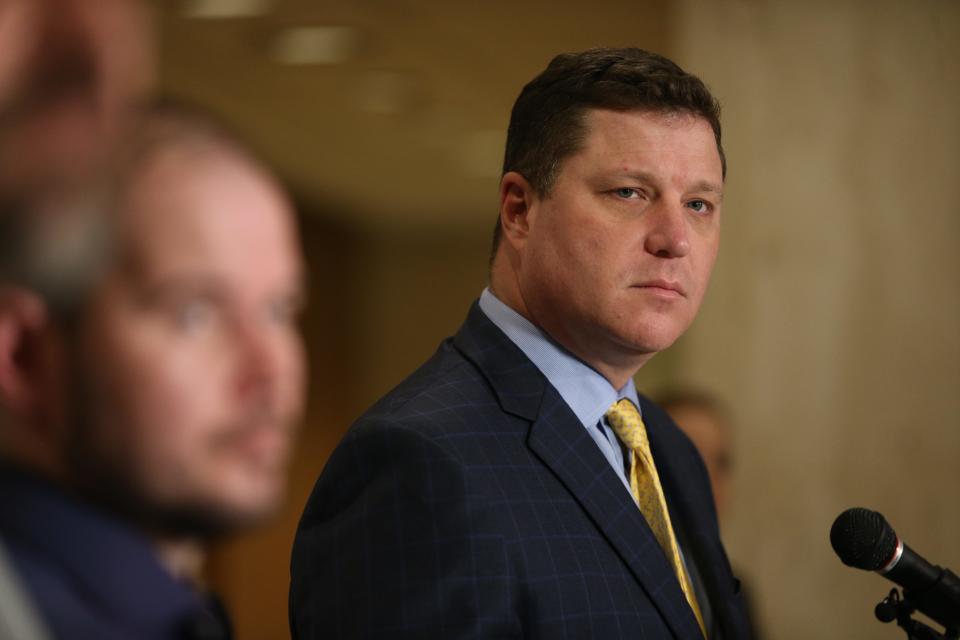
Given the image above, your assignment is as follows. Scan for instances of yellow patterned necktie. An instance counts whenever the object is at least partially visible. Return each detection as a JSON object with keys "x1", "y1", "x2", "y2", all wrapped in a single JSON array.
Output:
[{"x1": 605, "y1": 399, "x2": 706, "y2": 637}]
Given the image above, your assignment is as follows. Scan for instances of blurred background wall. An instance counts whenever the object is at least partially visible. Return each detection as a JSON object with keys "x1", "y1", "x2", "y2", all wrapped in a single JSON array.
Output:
[
  {"x1": 153, "y1": 0, "x2": 959, "y2": 637},
  {"x1": 667, "y1": 0, "x2": 960, "y2": 635}
]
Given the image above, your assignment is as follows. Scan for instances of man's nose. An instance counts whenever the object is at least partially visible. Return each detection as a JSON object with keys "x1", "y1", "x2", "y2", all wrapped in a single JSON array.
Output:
[
  {"x1": 643, "y1": 201, "x2": 690, "y2": 258},
  {"x1": 231, "y1": 316, "x2": 280, "y2": 404}
]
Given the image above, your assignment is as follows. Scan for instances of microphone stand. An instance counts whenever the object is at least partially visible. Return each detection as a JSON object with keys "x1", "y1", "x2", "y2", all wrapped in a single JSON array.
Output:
[{"x1": 874, "y1": 589, "x2": 959, "y2": 640}]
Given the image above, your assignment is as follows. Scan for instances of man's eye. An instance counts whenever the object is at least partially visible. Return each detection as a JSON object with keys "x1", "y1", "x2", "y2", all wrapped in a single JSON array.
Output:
[
  {"x1": 173, "y1": 301, "x2": 216, "y2": 331},
  {"x1": 614, "y1": 187, "x2": 640, "y2": 199},
  {"x1": 687, "y1": 199, "x2": 710, "y2": 214}
]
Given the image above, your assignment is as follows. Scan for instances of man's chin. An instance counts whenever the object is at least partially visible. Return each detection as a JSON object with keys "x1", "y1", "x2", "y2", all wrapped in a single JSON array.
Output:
[
  {"x1": 614, "y1": 318, "x2": 690, "y2": 356},
  {"x1": 80, "y1": 476, "x2": 285, "y2": 541},
  {"x1": 63, "y1": 441, "x2": 287, "y2": 539}
]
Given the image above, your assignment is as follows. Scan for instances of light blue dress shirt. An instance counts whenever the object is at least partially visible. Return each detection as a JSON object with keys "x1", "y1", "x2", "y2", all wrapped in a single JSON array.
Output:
[{"x1": 478, "y1": 288, "x2": 637, "y2": 497}]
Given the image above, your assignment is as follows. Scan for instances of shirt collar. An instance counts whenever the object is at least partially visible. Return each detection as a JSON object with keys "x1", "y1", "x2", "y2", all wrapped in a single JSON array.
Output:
[{"x1": 478, "y1": 288, "x2": 640, "y2": 427}]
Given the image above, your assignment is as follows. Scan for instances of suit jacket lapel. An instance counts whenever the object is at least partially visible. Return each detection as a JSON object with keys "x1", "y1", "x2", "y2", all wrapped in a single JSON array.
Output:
[{"x1": 454, "y1": 304, "x2": 703, "y2": 640}]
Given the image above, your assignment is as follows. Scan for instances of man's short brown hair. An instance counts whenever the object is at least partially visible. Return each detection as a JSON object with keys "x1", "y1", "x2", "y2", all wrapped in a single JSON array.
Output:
[{"x1": 492, "y1": 47, "x2": 723, "y2": 257}]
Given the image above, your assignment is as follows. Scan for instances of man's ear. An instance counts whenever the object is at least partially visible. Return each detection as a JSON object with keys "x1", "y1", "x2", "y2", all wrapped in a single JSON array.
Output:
[
  {"x1": 497, "y1": 171, "x2": 539, "y2": 252},
  {"x1": 0, "y1": 286, "x2": 50, "y2": 418}
]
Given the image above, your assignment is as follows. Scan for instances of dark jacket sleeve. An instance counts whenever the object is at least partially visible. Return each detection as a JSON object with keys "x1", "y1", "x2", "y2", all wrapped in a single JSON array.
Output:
[{"x1": 289, "y1": 420, "x2": 520, "y2": 639}]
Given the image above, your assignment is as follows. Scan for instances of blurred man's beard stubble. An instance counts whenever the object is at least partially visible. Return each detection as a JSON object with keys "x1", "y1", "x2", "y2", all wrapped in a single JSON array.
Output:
[{"x1": 59, "y1": 332, "x2": 294, "y2": 541}]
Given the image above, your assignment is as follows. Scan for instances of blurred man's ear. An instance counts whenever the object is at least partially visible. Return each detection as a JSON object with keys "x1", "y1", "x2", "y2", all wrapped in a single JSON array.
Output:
[{"x1": 0, "y1": 286, "x2": 50, "y2": 419}]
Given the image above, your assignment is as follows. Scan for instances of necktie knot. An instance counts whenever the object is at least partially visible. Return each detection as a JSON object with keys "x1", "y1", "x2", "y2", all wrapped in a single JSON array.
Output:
[{"x1": 605, "y1": 398, "x2": 650, "y2": 454}]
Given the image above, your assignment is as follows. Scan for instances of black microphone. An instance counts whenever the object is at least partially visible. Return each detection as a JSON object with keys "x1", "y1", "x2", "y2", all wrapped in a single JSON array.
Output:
[{"x1": 830, "y1": 507, "x2": 960, "y2": 631}]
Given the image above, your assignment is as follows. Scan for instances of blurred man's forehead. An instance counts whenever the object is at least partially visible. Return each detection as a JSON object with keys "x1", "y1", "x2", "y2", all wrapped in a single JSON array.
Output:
[{"x1": 115, "y1": 143, "x2": 297, "y2": 280}]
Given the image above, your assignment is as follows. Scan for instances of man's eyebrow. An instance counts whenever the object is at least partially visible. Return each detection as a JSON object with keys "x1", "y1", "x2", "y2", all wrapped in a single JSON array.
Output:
[
  {"x1": 689, "y1": 180, "x2": 724, "y2": 200},
  {"x1": 609, "y1": 170, "x2": 658, "y2": 183},
  {"x1": 137, "y1": 277, "x2": 227, "y2": 303}
]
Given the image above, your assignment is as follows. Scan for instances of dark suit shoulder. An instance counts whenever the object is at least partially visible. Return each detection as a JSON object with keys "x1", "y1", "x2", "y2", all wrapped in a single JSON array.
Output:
[
  {"x1": 289, "y1": 340, "x2": 522, "y2": 639},
  {"x1": 350, "y1": 337, "x2": 524, "y2": 449}
]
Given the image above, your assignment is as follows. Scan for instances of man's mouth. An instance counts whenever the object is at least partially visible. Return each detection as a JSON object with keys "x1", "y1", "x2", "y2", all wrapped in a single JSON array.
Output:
[
  {"x1": 215, "y1": 420, "x2": 292, "y2": 467},
  {"x1": 635, "y1": 279, "x2": 685, "y2": 297}
]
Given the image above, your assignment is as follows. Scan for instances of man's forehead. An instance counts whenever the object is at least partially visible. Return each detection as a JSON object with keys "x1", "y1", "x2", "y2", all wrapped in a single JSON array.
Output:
[
  {"x1": 114, "y1": 146, "x2": 297, "y2": 277},
  {"x1": 581, "y1": 107, "x2": 716, "y2": 143},
  {"x1": 120, "y1": 142, "x2": 279, "y2": 228},
  {"x1": 575, "y1": 109, "x2": 724, "y2": 183}
]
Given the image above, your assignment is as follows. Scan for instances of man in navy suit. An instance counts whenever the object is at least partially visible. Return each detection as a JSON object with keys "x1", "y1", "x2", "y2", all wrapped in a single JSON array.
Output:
[{"x1": 291, "y1": 48, "x2": 750, "y2": 639}]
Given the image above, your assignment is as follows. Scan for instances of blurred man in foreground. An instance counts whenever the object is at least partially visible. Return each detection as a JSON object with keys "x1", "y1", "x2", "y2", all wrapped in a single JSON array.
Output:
[
  {"x1": 292, "y1": 48, "x2": 750, "y2": 639},
  {"x1": 0, "y1": 0, "x2": 153, "y2": 191},
  {"x1": 0, "y1": 104, "x2": 307, "y2": 638},
  {"x1": 1, "y1": 0, "x2": 154, "y2": 317},
  {"x1": 1, "y1": 1, "x2": 154, "y2": 637}
]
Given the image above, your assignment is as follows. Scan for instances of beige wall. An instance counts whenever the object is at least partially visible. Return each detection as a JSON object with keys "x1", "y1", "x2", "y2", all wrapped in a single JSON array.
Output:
[
  {"x1": 668, "y1": 0, "x2": 960, "y2": 637},
  {"x1": 350, "y1": 229, "x2": 494, "y2": 401}
]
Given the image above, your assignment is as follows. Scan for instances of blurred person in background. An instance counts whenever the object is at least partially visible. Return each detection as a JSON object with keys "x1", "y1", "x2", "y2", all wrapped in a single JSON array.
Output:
[
  {"x1": 659, "y1": 390, "x2": 734, "y2": 521},
  {"x1": 0, "y1": 102, "x2": 307, "y2": 639},
  {"x1": 1, "y1": 1, "x2": 151, "y2": 637},
  {"x1": 659, "y1": 389, "x2": 764, "y2": 640},
  {"x1": 292, "y1": 48, "x2": 750, "y2": 639}
]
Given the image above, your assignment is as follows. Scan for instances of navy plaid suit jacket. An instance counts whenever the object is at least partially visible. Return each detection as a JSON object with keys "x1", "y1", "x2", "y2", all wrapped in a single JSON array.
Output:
[{"x1": 290, "y1": 303, "x2": 751, "y2": 639}]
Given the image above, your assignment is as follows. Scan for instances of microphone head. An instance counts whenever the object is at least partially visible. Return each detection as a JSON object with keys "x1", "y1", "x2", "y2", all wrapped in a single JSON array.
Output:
[{"x1": 830, "y1": 507, "x2": 898, "y2": 571}]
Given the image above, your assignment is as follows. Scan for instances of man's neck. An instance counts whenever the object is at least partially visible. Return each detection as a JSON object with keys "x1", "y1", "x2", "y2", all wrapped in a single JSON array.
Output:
[{"x1": 487, "y1": 281, "x2": 650, "y2": 390}]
